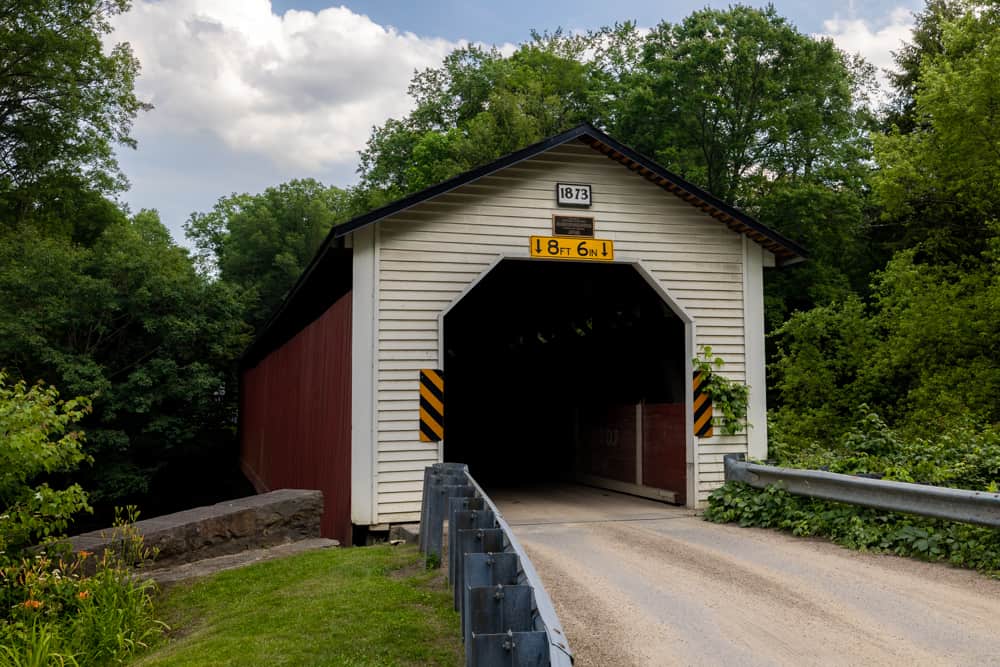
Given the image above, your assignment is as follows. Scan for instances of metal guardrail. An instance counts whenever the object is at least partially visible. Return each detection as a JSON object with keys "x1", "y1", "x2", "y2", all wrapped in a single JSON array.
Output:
[
  {"x1": 724, "y1": 455, "x2": 1000, "y2": 528},
  {"x1": 419, "y1": 462, "x2": 574, "y2": 667}
]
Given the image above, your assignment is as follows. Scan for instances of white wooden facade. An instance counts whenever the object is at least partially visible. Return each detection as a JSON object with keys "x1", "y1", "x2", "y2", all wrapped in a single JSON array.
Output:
[{"x1": 346, "y1": 140, "x2": 781, "y2": 527}]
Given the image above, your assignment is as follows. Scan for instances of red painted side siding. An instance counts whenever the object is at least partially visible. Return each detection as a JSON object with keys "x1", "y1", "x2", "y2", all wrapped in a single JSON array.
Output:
[{"x1": 240, "y1": 292, "x2": 352, "y2": 543}]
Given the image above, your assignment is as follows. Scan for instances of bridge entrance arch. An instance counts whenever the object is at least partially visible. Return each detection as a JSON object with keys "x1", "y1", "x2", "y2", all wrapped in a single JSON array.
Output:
[{"x1": 442, "y1": 257, "x2": 693, "y2": 505}]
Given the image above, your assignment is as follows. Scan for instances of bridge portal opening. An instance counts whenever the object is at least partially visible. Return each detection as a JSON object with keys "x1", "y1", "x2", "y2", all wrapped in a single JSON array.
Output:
[{"x1": 443, "y1": 259, "x2": 688, "y2": 504}]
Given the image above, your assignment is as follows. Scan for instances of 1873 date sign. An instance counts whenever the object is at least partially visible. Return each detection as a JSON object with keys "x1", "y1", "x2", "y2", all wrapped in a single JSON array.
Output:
[{"x1": 556, "y1": 182, "x2": 591, "y2": 207}]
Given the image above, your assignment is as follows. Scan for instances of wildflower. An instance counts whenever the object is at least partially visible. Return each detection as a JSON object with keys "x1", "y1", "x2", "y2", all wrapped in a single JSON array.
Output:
[
  {"x1": 78, "y1": 550, "x2": 93, "y2": 559},
  {"x1": 78, "y1": 590, "x2": 89, "y2": 600},
  {"x1": 23, "y1": 599, "x2": 42, "y2": 609}
]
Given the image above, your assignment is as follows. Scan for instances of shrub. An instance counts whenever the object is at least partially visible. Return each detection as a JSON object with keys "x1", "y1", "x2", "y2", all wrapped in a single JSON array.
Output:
[
  {"x1": 0, "y1": 510, "x2": 163, "y2": 665},
  {"x1": 0, "y1": 373, "x2": 164, "y2": 664},
  {"x1": 0, "y1": 374, "x2": 92, "y2": 555},
  {"x1": 770, "y1": 406, "x2": 1000, "y2": 491}
]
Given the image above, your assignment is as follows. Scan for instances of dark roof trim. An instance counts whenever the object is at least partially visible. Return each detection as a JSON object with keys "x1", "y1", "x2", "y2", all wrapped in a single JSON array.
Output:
[
  {"x1": 330, "y1": 122, "x2": 807, "y2": 264},
  {"x1": 332, "y1": 124, "x2": 598, "y2": 238},
  {"x1": 239, "y1": 242, "x2": 352, "y2": 369}
]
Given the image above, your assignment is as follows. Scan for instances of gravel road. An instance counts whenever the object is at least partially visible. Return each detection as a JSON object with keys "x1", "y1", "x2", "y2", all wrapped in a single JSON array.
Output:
[{"x1": 490, "y1": 484, "x2": 1000, "y2": 667}]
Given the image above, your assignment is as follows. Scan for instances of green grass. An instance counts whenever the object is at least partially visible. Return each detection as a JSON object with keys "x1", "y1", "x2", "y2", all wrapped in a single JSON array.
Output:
[{"x1": 134, "y1": 545, "x2": 462, "y2": 667}]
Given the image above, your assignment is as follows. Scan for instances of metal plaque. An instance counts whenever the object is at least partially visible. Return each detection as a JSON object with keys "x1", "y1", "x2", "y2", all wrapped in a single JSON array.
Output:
[{"x1": 553, "y1": 214, "x2": 595, "y2": 237}]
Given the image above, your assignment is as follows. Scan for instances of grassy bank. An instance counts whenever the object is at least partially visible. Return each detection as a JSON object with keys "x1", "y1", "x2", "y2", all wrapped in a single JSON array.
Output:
[{"x1": 136, "y1": 544, "x2": 461, "y2": 666}]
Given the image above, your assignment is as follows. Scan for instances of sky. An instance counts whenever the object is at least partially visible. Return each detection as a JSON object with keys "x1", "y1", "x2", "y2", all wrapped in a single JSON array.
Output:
[{"x1": 109, "y1": 0, "x2": 922, "y2": 243}]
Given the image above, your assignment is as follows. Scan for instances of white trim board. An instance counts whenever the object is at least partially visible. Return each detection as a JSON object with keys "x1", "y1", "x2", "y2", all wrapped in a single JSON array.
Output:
[{"x1": 349, "y1": 227, "x2": 376, "y2": 525}]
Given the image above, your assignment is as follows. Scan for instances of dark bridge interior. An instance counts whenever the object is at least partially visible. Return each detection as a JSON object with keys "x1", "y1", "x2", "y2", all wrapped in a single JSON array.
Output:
[{"x1": 443, "y1": 259, "x2": 687, "y2": 502}]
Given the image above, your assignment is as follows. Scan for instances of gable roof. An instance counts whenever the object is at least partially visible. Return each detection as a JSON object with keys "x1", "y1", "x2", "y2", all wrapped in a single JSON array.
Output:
[
  {"x1": 242, "y1": 124, "x2": 807, "y2": 367},
  {"x1": 332, "y1": 122, "x2": 807, "y2": 264}
]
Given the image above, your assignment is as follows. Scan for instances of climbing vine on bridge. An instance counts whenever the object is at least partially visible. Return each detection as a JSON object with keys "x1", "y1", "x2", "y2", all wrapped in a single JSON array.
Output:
[{"x1": 693, "y1": 347, "x2": 750, "y2": 436}]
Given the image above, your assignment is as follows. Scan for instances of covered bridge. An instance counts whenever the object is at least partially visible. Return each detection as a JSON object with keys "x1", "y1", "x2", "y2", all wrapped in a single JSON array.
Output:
[{"x1": 238, "y1": 124, "x2": 806, "y2": 543}]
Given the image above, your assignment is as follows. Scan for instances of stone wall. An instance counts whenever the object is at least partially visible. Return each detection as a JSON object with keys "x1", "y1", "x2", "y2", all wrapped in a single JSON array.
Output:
[{"x1": 68, "y1": 489, "x2": 324, "y2": 569}]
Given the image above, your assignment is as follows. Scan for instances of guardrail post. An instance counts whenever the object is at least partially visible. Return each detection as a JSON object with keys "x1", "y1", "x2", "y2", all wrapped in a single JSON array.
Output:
[
  {"x1": 448, "y1": 499, "x2": 488, "y2": 586},
  {"x1": 455, "y1": 527, "x2": 506, "y2": 659},
  {"x1": 454, "y1": 528, "x2": 504, "y2": 600},
  {"x1": 466, "y1": 585, "x2": 545, "y2": 667},
  {"x1": 450, "y1": 509, "x2": 497, "y2": 610},
  {"x1": 419, "y1": 466, "x2": 433, "y2": 550},
  {"x1": 463, "y1": 552, "x2": 520, "y2": 647},
  {"x1": 421, "y1": 463, "x2": 467, "y2": 552},
  {"x1": 427, "y1": 484, "x2": 474, "y2": 568},
  {"x1": 470, "y1": 631, "x2": 550, "y2": 667}
]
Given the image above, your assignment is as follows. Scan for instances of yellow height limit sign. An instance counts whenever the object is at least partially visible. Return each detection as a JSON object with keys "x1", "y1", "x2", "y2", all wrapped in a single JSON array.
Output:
[{"x1": 530, "y1": 236, "x2": 614, "y2": 262}]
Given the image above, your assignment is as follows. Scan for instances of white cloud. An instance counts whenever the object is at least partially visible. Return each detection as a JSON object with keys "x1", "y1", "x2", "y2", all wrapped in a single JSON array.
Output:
[
  {"x1": 112, "y1": 1, "x2": 469, "y2": 170},
  {"x1": 816, "y1": 6, "x2": 916, "y2": 93}
]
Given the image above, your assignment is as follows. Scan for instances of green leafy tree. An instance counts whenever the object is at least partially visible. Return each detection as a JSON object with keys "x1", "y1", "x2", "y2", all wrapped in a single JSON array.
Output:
[
  {"x1": 357, "y1": 34, "x2": 610, "y2": 200},
  {"x1": 185, "y1": 179, "x2": 352, "y2": 331},
  {"x1": 0, "y1": 212, "x2": 251, "y2": 509},
  {"x1": 612, "y1": 6, "x2": 874, "y2": 205},
  {"x1": 608, "y1": 6, "x2": 879, "y2": 317},
  {"x1": 0, "y1": 1, "x2": 255, "y2": 520},
  {"x1": 869, "y1": 248, "x2": 1000, "y2": 426},
  {"x1": 772, "y1": 0, "x2": 1000, "y2": 439},
  {"x1": 883, "y1": 0, "x2": 968, "y2": 134},
  {"x1": 0, "y1": 374, "x2": 92, "y2": 554},
  {"x1": 769, "y1": 295, "x2": 881, "y2": 449},
  {"x1": 756, "y1": 181, "x2": 878, "y2": 327},
  {"x1": 873, "y1": 2, "x2": 1000, "y2": 262},
  {"x1": 770, "y1": 240, "x2": 1000, "y2": 454},
  {"x1": 0, "y1": 0, "x2": 148, "y2": 207}
]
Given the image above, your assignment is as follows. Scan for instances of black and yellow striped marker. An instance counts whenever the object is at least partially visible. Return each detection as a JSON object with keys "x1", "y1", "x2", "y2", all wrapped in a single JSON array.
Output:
[
  {"x1": 419, "y1": 369, "x2": 444, "y2": 442},
  {"x1": 693, "y1": 371, "x2": 713, "y2": 438}
]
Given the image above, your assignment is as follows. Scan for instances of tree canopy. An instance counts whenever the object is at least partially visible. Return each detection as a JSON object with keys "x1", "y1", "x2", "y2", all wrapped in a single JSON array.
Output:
[
  {"x1": 185, "y1": 179, "x2": 353, "y2": 332},
  {"x1": 0, "y1": 212, "x2": 250, "y2": 508},
  {"x1": 0, "y1": 0, "x2": 147, "y2": 205},
  {"x1": 357, "y1": 33, "x2": 610, "y2": 202},
  {"x1": 612, "y1": 6, "x2": 873, "y2": 205},
  {"x1": 609, "y1": 7, "x2": 878, "y2": 321},
  {"x1": 874, "y1": 1, "x2": 1000, "y2": 261},
  {"x1": 0, "y1": 0, "x2": 254, "y2": 520},
  {"x1": 772, "y1": 0, "x2": 1000, "y2": 461}
]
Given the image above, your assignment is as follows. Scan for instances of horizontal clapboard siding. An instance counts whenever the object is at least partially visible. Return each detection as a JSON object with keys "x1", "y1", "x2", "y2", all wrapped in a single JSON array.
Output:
[{"x1": 371, "y1": 142, "x2": 749, "y2": 521}]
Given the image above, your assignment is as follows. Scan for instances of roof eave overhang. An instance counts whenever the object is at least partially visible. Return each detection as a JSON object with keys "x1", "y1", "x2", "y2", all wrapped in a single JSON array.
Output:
[
  {"x1": 331, "y1": 123, "x2": 808, "y2": 265},
  {"x1": 574, "y1": 131, "x2": 808, "y2": 265}
]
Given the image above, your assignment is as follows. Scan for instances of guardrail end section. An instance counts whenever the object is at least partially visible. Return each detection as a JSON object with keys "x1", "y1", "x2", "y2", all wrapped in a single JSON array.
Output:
[{"x1": 723, "y1": 453, "x2": 752, "y2": 484}]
